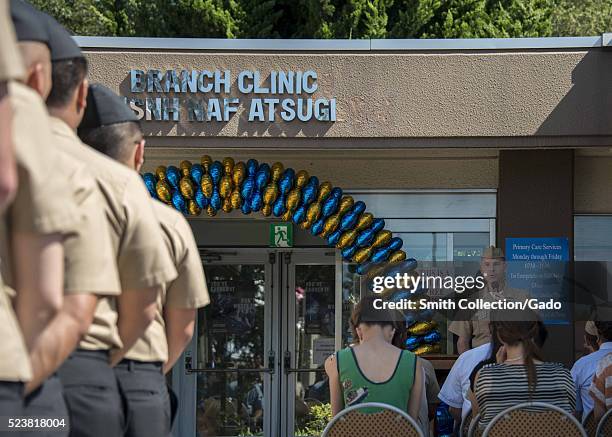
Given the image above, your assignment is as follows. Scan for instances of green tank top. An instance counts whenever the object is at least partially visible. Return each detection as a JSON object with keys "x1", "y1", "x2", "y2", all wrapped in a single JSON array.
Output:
[{"x1": 337, "y1": 346, "x2": 416, "y2": 413}]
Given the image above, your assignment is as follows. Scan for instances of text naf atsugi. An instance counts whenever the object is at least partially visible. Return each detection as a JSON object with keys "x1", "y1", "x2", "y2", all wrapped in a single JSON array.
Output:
[{"x1": 126, "y1": 69, "x2": 337, "y2": 123}]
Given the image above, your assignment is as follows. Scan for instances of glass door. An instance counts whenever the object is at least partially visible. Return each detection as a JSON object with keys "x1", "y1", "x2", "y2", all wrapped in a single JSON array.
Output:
[
  {"x1": 177, "y1": 249, "x2": 279, "y2": 437},
  {"x1": 281, "y1": 250, "x2": 337, "y2": 437}
]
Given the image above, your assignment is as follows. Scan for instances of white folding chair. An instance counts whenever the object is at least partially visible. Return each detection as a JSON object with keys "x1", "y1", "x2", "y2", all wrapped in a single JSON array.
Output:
[
  {"x1": 459, "y1": 408, "x2": 473, "y2": 437},
  {"x1": 321, "y1": 402, "x2": 424, "y2": 437},
  {"x1": 595, "y1": 408, "x2": 612, "y2": 437},
  {"x1": 467, "y1": 413, "x2": 482, "y2": 437}
]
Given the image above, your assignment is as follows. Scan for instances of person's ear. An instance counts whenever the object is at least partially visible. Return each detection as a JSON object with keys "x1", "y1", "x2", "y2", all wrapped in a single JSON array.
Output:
[
  {"x1": 26, "y1": 63, "x2": 44, "y2": 97},
  {"x1": 77, "y1": 78, "x2": 88, "y2": 112},
  {"x1": 134, "y1": 139, "x2": 145, "y2": 172}
]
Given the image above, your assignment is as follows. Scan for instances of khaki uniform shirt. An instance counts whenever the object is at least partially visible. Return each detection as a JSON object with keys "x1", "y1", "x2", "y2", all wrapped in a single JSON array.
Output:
[
  {"x1": 0, "y1": 271, "x2": 31, "y2": 382},
  {"x1": 126, "y1": 200, "x2": 209, "y2": 363},
  {"x1": 0, "y1": 0, "x2": 24, "y2": 81},
  {"x1": 449, "y1": 285, "x2": 528, "y2": 348},
  {"x1": 49, "y1": 117, "x2": 177, "y2": 351}
]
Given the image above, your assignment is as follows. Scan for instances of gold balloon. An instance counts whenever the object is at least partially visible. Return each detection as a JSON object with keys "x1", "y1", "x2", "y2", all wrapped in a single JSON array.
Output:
[
  {"x1": 271, "y1": 162, "x2": 284, "y2": 182},
  {"x1": 187, "y1": 200, "x2": 201, "y2": 216},
  {"x1": 219, "y1": 175, "x2": 233, "y2": 198},
  {"x1": 206, "y1": 205, "x2": 216, "y2": 217},
  {"x1": 285, "y1": 190, "x2": 301, "y2": 213},
  {"x1": 262, "y1": 205, "x2": 272, "y2": 217},
  {"x1": 222, "y1": 157, "x2": 234, "y2": 175},
  {"x1": 414, "y1": 344, "x2": 441, "y2": 356},
  {"x1": 354, "y1": 213, "x2": 374, "y2": 232},
  {"x1": 281, "y1": 209, "x2": 292, "y2": 222},
  {"x1": 156, "y1": 180, "x2": 172, "y2": 203},
  {"x1": 408, "y1": 321, "x2": 438, "y2": 336},
  {"x1": 365, "y1": 264, "x2": 388, "y2": 280},
  {"x1": 317, "y1": 182, "x2": 333, "y2": 201},
  {"x1": 303, "y1": 202, "x2": 322, "y2": 229},
  {"x1": 320, "y1": 213, "x2": 341, "y2": 238},
  {"x1": 263, "y1": 184, "x2": 279, "y2": 206},
  {"x1": 222, "y1": 197, "x2": 233, "y2": 213},
  {"x1": 295, "y1": 170, "x2": 309, "y2": 188},
  {"x1": 352, "y1": 246, "x2": 373, "y2": 264},
  {"x1": 230, "y1": 189, "x2": 242, "y2": 209},
  {"x1": 155, "y1": 166, "x2": 167, "y2": 181},
  {"x1": 336, "y1": 229, "x2": 358, "y2": 249},
  {"x1": 371, "y1": 230, "x2": 392, "y2": 249},
  {"x1": 180, "y1": 160, "x2": 192, "y2": 177},
  {"x1": 387, "y1": 250, "x2": 407, "y2": 264},
  {"x1": 180, "y1": 177, "x2": 195, "y2": 199},
  {"x1": 201, "y1": 175, "x2": 214, "y2": 198},
  {"x1": 232, "y1": 162, "x2": 246, "y2": 186},
  {"x1": 201, "y1": 155, "x2": 212, "y2": 172},
  {"x1": 337, "y1": 196, "x2": 355, "y2": 216}
]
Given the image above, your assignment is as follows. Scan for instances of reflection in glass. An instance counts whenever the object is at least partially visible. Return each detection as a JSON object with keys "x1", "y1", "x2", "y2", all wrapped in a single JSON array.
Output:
[
  {"x1": 294, "y1": 265, "x2": 335, "y2": 437},
  {"x1": 196, "y1": 264, "x2": 265, "y2": 437}
]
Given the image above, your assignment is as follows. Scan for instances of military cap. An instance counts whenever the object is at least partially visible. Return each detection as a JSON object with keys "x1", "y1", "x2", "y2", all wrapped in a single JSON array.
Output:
[
  {"x1": 41, "y1": 11, "x2": 83, "y2": 61},
  {"x1": 482, "y1": 245, "x2": 504, "y2": 259},
  {"x1": 10, "y1": 0, "x2": 48, "y2": 45},
  {"x1": 79, "y1": 83, "x2": 139, "y2": 131}
]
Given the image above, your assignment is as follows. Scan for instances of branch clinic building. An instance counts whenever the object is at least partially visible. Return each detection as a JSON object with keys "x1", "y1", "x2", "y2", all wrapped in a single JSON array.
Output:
[{"x1": 77, "y1": 36, "x2": 612, "y2": 437}]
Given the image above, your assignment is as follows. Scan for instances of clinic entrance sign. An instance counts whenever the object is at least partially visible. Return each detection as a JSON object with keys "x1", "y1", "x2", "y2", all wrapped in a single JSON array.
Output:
[{"x1": 270, "y1": 223, "x2": 293, "y2": 248}]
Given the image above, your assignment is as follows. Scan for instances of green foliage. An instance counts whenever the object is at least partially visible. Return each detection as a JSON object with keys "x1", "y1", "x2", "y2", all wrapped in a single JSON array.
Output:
[
  {"x1": 295, "y1": 403, "x2": 333, "y2": 437},
  {"x1": 29, "y1": 0, "x2": 611, "y2": 39}
]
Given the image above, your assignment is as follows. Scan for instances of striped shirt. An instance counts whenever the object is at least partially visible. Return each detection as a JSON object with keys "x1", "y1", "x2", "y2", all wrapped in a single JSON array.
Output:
[
  {"x1": 589, "y1": 353, "x2": 612, "y2": 412},
  {"x1": 474, "y1": 362, "x2": 576, "y2": 427}
]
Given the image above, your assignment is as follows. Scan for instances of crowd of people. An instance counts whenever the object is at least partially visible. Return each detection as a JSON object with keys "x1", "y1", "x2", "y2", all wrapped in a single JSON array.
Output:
[
  {"x1": 325, "y1": 248, "x2": 612, "y2": 435},
  {"x1": 0, "y1": 1, "x2": 210, "y2": 436}
]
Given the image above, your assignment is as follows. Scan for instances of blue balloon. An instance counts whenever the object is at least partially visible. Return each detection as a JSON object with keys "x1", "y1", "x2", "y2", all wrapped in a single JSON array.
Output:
[
  {"x1": 241, "y1": 202, "x2": 252, "y2": 214},
  {"x1": 321, "y1": 188, "x2": 342, "y2": 218},
  {"x1": 209, "y1": 161, "x2": 223, "y2": 183},
  {"x1": 301, "y1": 183, "x2": 318, "y2": 207},
  {"x1": 356, "y1": 261, "x2": 375, "y2": 275},
  {"x1": 405, "y1": 336, "x2": 421, "y2": 351},
  {"x1": 171, "y1": 190, "x2": 186, "y2": 213},
  {"x1": 272, "y1": 196, "x2": 286, "y2": 217},
  {"x1": 423, "y1": 331, "x2": 441, "y2": 344},
  {"x1": 255, "y1": 164, "x2": 270, "y2": 190},
  {"x1": 279, "y1": 168, "x2": 295, "y2": 194},
  {"x1": 390, "y1": 290, "x2": 412, "y2": 302},
  {"x1": 339, "y1": 201, "x2": 366, "y2": 232},
  {"x1": 241, "y1": 178, "x2": 255, "y2": 201},
  {"x1": 195, "y1": 188, "x2": 208, "y2": 209},
  {"x1": 292, "y1": 205, "x2": 307, "y2": 224},
  {"x1": 418, "y1": 309, "x2": 434, "y2": 321},
  {"x1": 190, "y1": 164, "x2": 204, "y2": 184},
  {"x1": 310, "y1": 217, "x2": 325, "y2": 236},
  {"x1": 250, "y1": 192, "x2": 263, "y2": 211},
  {"x1": 404, "y1": 313, "x2": 417, "y2": 327},
  {"x1": 370, "y1": 237, "x2": 403, "y2": 264},
  {"x1": 326, "y1": 228, "x2": 343, "y2": 247},
  {"x1": 341, "y1": 243, "x2": 358, "y2": 260},
  {"x1": 246, "y1": 159, "x2": 258, "y2": 176},
  {"x1": 142, "y1": 173, "x2": 156, "y2": 197},
  {"x1": 210, "y1": 188, "x2": 221, "y2": 210},
  {"x1": 166, "y1": 166, "x2": 180, "y2": 189},
  {"x1": 356, "y1": 219, "x2": 386, "y2": 247}
]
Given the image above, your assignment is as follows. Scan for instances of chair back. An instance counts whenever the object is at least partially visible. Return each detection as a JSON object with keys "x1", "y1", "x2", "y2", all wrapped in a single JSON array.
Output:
[
  {"x1": 482, "y1": 402, "x2": 586, "y2": 437},
  {"x1": 467, "y1": 413, "x2": 483, "y2": 437},
  {"x1": 582, "y1": 410, "x2": 597, "y2": 437},
  {"x1": 596, "y1": 408, "x2": 612, "y2": 437},
  {"x1": 460, "y1": 409, "x2": 473, "y2": 437},
  {"x1": 321, "y1": 402, "x2": 424, "y2": 437}
]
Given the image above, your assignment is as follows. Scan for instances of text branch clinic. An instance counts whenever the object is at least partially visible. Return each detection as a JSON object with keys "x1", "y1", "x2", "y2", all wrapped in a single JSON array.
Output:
[{"x1": 126, "y1": 69, "x2": 337, "y2": 123}]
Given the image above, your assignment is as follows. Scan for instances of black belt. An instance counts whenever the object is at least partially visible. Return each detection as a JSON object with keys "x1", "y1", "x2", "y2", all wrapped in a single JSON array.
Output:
[
  {"x1": 115, "y1": 359, "x2": 163, "y2": 372},
  {"x1": 72, "y1": 348, "x2": 110, "y2": 361}
]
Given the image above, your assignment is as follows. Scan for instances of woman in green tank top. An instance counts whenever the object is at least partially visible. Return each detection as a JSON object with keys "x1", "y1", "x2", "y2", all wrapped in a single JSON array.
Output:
[{"x1": 325, "y1": 296, "x2": 423, "y2": 419}]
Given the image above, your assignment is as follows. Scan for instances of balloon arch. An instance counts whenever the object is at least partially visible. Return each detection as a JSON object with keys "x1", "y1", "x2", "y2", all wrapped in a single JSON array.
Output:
[{"x1": 142, "y1": 156, "x2": 440, "y2": 354}]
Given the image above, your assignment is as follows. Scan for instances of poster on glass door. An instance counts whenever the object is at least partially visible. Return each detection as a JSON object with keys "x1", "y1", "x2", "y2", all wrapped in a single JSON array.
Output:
[{"x1": 304, "y1": 279, "x2": 335, "y2": 336}]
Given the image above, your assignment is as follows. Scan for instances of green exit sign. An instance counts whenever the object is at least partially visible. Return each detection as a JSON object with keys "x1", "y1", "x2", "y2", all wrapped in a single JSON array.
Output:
[{"x1": 270, "y1": 223, "x2": 293, "y2": 248}]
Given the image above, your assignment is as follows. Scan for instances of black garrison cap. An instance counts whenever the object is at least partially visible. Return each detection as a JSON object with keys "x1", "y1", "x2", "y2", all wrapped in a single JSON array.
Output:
[
  {"x1": 10, "y1": 0, "x2": 49, "y2": 45},
  {"x1": 79, "y1": 83, "x2": 139, "y2": 131},
  {"x1": 41, "y1": 11, "x2": 83, "y2": 61}
]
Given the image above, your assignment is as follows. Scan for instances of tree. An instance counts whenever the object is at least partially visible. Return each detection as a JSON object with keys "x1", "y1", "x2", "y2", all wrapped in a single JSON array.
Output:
[
  {"x1": 388, "y1": 0, "x2": 441, "y2": 38},
  {"x1": 30, "y1": 0, "x2": 117, "y2": 35},
  {"x1": 332, "y1": 0, "x2": 393, "y2": 38},
  {"x1": 552, "y1": 0, "x2": 612, "y2": 36}
]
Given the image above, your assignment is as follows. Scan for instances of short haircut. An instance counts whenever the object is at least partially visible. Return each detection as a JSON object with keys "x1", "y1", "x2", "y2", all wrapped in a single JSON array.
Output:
[
  {"x1": 46, "y1": 57, "x2": 88, "y2": 108},
  {"x1": 79, "y1": 121, "x2": 142, "y2": 162},
  {"x1": 595, "y1": 321, "x2": 612, "y2": 341}
]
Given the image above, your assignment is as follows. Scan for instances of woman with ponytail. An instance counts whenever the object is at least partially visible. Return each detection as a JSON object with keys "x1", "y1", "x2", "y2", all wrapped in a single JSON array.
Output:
[{"x1": 468, "y1": 309, "x2": 576, "y2": 428}]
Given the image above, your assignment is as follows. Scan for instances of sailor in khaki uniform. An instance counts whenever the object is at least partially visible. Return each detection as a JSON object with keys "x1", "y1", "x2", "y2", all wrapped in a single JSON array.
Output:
[
  {"x1": 8, "y1": 4, "x2": 121, "y2": 435},
  {"x1": 39, "y1": 16, "x2": 177, "y2": 437},
  {"x1": 78, "y1": 84, "x2": 210, "y2": 437},
  {"x1": 449, "y1": 246, "x2": 528, "y2": 353}
]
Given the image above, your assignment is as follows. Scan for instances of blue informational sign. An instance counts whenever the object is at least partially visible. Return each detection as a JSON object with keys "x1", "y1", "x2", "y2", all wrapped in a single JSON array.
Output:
[{"x1": 505, "y1": 237, "x2": 570, "y2": 324}]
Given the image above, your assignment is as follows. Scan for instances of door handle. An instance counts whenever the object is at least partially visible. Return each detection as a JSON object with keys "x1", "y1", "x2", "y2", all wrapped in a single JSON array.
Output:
[
  {"x1": 283, "y1": 351, "x2": 291, "y2": 373},
  {"x1": 268, "y1": 350, "x2": 276, "y2": 373}
]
